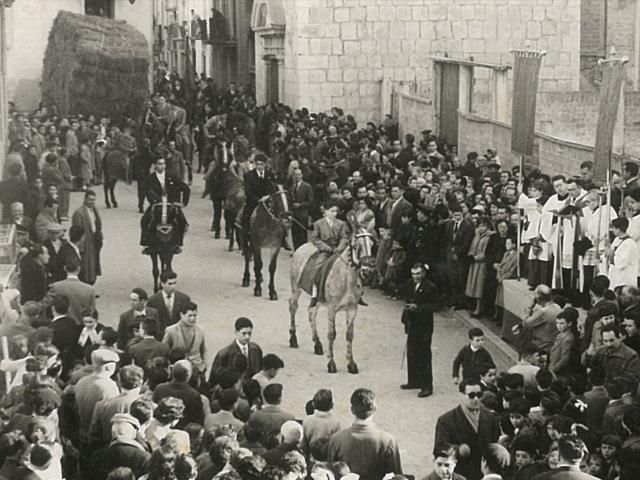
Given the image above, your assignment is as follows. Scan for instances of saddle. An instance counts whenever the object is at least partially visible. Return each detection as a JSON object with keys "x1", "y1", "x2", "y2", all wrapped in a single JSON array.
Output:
[{"x1": 300, "y1": 250, "x2": 341, "y2": 301}]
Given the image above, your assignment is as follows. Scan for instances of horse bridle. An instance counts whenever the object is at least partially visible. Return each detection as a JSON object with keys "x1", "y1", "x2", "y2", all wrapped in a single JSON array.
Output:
[{"x1": 348, "y1": 231, "x2": 374, "y2": 268}]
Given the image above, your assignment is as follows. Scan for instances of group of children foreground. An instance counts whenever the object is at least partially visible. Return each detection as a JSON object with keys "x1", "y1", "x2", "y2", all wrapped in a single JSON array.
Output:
[{"x1": 437, "y1": 327, "x2": 633, "y2": 480}]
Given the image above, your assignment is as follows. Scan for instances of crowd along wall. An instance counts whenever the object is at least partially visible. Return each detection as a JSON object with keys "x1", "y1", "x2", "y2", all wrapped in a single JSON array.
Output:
[{"x1": 283, "y1": 0, "x2": 581, "y2": 124}]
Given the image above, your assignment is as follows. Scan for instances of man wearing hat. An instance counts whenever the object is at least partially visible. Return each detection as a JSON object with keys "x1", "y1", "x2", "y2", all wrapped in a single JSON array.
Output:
[
  {"x1": 89, "y1": 413, "x2": 151, "y2": 480},
  {"x1": 43, "y1": 223, "x2": 71, "y2": 283},
  {"x1": 75, "y1": 349, "x2": 120, "y2": 451},
  {"x1": 88, "y1": 365, "x2": 145, "y2": 447}
]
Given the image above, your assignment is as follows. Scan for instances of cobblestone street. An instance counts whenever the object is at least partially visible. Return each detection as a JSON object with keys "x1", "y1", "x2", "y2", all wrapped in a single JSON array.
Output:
[{"x1": 73, "y1": 176, "x2": 509, "y2": 476}]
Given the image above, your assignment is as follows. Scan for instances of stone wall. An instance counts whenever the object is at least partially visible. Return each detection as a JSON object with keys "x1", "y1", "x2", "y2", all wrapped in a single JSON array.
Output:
[
  {"x1": 457, "y1": 111, "x2": 594, "y2": 176},
  {"x1": 396, "y1": 92, "x2": 434, "y2": 141},
  {"x1": 282, "y1": 0, "x2": 581, "y2": 124}
]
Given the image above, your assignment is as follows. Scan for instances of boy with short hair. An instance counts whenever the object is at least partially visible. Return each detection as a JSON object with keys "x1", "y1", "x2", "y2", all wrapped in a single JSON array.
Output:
[
  {"x1": 421, "y1": 446, "x2": 466, "y2": 480},
  {"x1": 452, "y1": 327, "x2": 495, "y2": 384}
]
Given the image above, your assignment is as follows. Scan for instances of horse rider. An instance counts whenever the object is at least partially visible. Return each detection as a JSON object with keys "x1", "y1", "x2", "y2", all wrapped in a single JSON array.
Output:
[
  {"x1": 140, "y1": 157, "x2": 190, "y2": 254},
  {"x1": 243, "y1": 153, "x2": 276, "y2": 235},
  {"x1": 302, "y1": 200, "x2": 367, "y2": 307}
]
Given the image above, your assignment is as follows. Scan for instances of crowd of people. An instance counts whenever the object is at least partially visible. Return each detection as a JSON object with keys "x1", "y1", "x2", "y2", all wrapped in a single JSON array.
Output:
[{"x1": 0, "y1": 64, "x2": 639, "y2": 480}]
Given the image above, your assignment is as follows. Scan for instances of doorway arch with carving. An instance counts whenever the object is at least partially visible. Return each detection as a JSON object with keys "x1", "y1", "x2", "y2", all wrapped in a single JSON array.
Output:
[{"x1": 250, "y1": 0, "x2": 285, "y2": 105}]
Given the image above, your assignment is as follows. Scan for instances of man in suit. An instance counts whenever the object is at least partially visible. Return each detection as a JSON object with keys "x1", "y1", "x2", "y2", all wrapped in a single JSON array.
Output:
[
  {"x1": 434, "y1": 379, "x2": 501, "y2": 480},
  {"x1": 146, "y1": 270, "x2": 191, "y2": 336},
  {"x1": 300, "y1": 201, "x2": 350, "y2": 307},
  {"x1": 43, "y1": 223, "x2": 71, "y2": 283},
  {"x1": 290, "y1": 168, "x2": 314, "y2": 250},
  {"x1": 35, "y1": 195, "x2": 59, "y2": 243},
  {"x1": 117, "y1": 287, "x2": 161, "y2": 348},
  {"x1": 623, "y1": 161, "x2": 640, "y2": 201},
  {"x1": 533, "y1": 435, "x2": 600, "y2": 480},
  {"x1": 128, "y1": 317, "x2": 170, "y2": 368},
  {"x1": 72, "y1": 190, "x2": 102, "y2": 285},
  {"x1": 50, "y1": 294, "x2": 82, "y2": 378},
  {"x1": 152, "y1": 359, "x2": 204, "y2": 429},
  {"x1": 209, "y1": 317, "x2": 263, "y2": 386},
  {"x1": 248, "y1": 383, "x2": 295, "y2": 439},
  {"x1": 242, "y1": 153, "x2": 276, "y2": 233},
  {"x1": 328, "y1": 388, "x2": 402, "y2": 480},
  {"x1": 388, "y1": 182, "x2": 413, "y2": 232},
  {"x1": 88, "y1": 365, "x2": 145, "y2": 448},
  {"x1": 444, "y1": 206, "x2": 475, "y2": 309},
  {"x1": 140, "y1": 157, "x2": 190, "y2": 251},
  {"x1": 166, "y1": 140, "x2": 186, "y2": 182},
  {"x1": 401, "y1": 263, "x2": 442, "y2": 398},
  {"x1": 2, "y1": 201, "x2": 34, "y2": 238},
  {"x1": 50, "y1": 256, "x2": 96, "y2": 325}
]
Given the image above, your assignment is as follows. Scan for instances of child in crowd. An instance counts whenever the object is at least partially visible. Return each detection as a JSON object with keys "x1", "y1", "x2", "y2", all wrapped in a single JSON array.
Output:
[
  {"x1": 452, "y1": 328, "x2": 495, "y2": 384},
  {"x1": 423, "y1": 446, "x2": 465, "y2": 480}
]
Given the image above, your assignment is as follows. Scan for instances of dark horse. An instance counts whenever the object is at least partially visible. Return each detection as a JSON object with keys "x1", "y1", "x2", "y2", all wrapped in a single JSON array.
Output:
[
  {"x1": 243, "y1": 190, "x2": 291, "y2": 300},
  {"x1": 218, "y1": 169, "x2": 290, "y2": 299},
  {"x1": 143, "y1": 196, "x2": 185, "y2": 291},
  {"x1": 102, "y1": 149, "x2": 128, "y2": 209}
]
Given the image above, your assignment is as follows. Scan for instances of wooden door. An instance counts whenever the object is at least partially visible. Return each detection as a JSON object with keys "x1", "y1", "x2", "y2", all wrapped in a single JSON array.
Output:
[
  {"x1": 439, "y1": 63, "x2": 460, "y2": 146},
  {"x1": 267, "y1": 58, "x2": 279, "y2": 103}
]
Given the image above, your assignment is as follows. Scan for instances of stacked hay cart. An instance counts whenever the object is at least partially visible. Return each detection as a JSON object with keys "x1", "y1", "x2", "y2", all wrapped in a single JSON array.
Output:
[{"x1": 42, "y1": 11, "x2": 150, "y2": 121}]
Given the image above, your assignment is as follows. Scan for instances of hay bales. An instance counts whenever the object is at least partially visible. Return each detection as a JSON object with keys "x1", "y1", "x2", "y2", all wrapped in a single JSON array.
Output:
[{"x1": 42, "y1": 11, "x2": 150, "y2": 121}]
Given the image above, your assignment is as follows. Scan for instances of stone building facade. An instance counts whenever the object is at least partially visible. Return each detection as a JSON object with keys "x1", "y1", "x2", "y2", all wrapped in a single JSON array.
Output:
[{"x1": 251, "y1": 0, "x2": 583, "y2": 123}]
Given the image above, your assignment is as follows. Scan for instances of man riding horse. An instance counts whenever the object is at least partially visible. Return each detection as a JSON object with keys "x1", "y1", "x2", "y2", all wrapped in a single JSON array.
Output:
[
  {"x1": 140, "y1": 157, "x2": 190, "y2": 254},
  {"x1": 242, "y1": 153, "x2": 276, "y2": 237},
  {"x1": 300, "y1": 201, "x2": 367, "y2": 307}
]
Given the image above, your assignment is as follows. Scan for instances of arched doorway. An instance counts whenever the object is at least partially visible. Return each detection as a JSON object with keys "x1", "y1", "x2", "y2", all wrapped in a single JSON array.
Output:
[{"x1": 250, "y1": 0, "x2": 285, "y2": 105}]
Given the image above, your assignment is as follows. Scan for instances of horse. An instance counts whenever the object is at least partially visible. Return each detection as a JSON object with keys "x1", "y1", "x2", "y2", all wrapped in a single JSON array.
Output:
[
  {"x1": 143, "y1": 195, "x2": 184, "y2": 292},
  {"x1": 288, "y1": 229, "x2": 376, "y2": 374},
  {"x1": 102, "y1": 149, "x2": 128, "y2": 209},
  {"x1": 214, "y1": 150, "x2": 245, "y2": 251},
  {"x1": 242, "y1": 189, "x2": 291, "y2": 300}
]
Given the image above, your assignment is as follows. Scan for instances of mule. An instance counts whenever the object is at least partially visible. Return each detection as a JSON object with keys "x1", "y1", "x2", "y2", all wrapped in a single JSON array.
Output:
[{"x1": 288, "y1": 229, "x2": 375, "y2": 374}]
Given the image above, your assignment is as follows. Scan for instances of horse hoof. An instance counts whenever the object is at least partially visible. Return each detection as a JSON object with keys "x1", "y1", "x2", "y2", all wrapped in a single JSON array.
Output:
[
  {"x1": 327, "y1": 361, "x2": 337, "y2": 374},
  {"x1": 241, "y1": 278, "x2": 250, "y2": 287},
  {"x1": 314, "y1": 343, "x2": 324, "y2": 356},
  {"x1": 254, "y1": 287, "x2": 262, "y2": 297},
  {"x1": 269, "y1": 291, "x2": 278, "y2": 301},
  {"x1": 289, "y1": 334, "x2": 299, "y2": 349},
  {"x1": 347, "y1": 362, "x2": 359, "y2": 374}
]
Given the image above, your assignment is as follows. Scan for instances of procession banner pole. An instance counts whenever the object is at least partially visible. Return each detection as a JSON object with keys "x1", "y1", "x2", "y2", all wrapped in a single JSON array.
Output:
[
  {"x1": 517, "y1": 154, "x2": 524, "y2": 279},
  {"x1": 510, "y1": 47, "x2": 545, "y2": 281},
  {"x1": 1, "y1": 336, "x2": 10, "y2": 392},
  {"x1": 605, "y1": 162, "x2": 612, "y2": 275}
]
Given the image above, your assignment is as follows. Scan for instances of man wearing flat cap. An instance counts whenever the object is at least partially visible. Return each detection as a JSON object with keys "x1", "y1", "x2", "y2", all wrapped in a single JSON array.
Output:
[
  {"x1": 43, "y1": 223, "x2": 71, "y2": 283},
  {"x1": 90, "y1": 413, "x2": 151, "y2": 480}
]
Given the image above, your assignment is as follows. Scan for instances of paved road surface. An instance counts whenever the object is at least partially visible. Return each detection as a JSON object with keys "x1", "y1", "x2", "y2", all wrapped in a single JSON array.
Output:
[{"x1": 68, "y1": 176, "x2": 508, "y2": 477}]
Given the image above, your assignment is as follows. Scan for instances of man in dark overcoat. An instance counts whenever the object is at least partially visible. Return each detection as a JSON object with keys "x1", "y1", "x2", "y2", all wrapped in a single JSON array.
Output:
[
  {"x1": 434, "y1": 378, "x2": 501, "y2": 480},
  {"x1": 401, "y1": 262, "x2": 442, "y2": 398}
]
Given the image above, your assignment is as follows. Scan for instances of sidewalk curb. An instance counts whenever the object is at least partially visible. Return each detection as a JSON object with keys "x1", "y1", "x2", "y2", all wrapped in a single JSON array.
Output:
[{"x1": 450, "y1": 308, "x2": 519, "y2": 368}]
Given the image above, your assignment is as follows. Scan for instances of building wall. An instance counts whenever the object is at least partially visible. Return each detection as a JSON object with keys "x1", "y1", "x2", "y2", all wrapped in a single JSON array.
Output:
[
  {"x1": 6, "y1": 0, "x2": 153, "y2": 111},
  {"x1": 278, "y1": 0, "x2": 580, "y2": 124}
]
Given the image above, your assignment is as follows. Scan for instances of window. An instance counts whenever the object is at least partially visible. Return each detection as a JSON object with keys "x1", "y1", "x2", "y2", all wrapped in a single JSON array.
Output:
[{"x1": 85, "y1": 0, "x2": 114, "y2": 18}]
